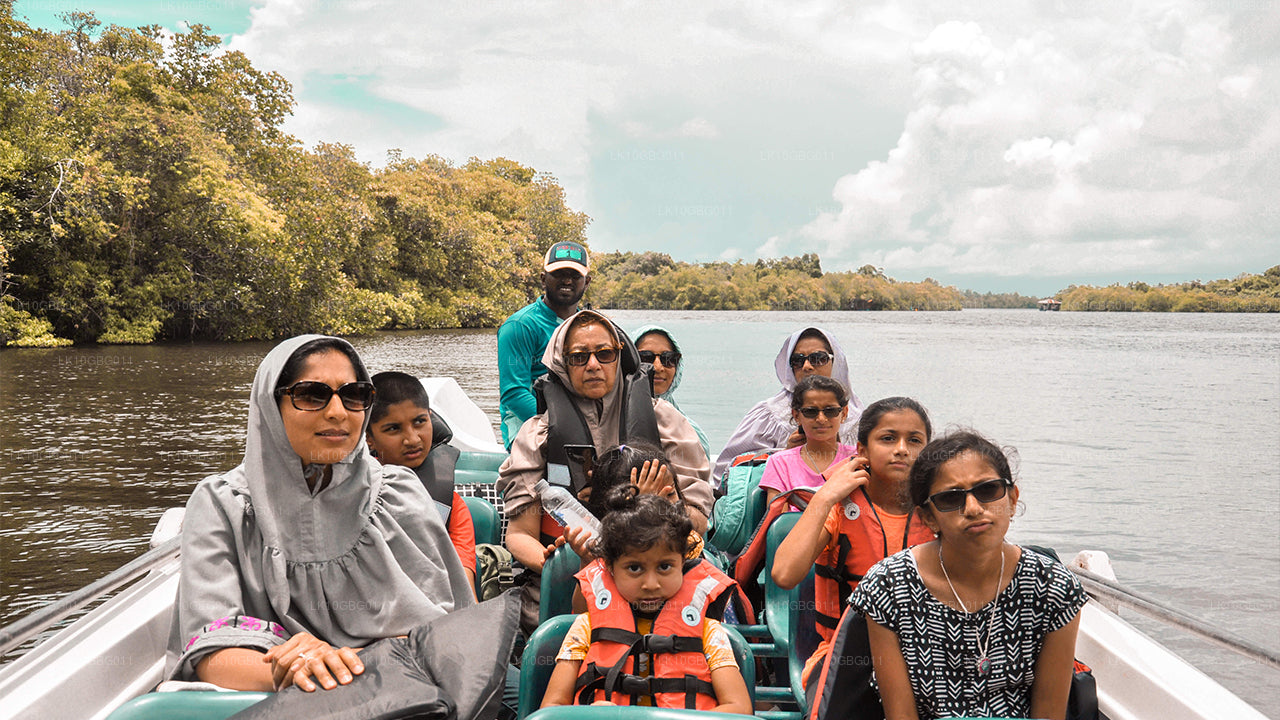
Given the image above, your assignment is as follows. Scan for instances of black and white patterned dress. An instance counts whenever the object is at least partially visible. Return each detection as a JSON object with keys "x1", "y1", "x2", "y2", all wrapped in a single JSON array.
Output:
[{"x1": 848, "y1": 546, "x2": 1086, "y2": 720}]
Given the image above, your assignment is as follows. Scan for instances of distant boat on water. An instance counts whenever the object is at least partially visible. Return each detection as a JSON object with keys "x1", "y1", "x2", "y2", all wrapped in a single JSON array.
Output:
[{"x1": 1038, "y1": 298, "x2": 1062, "y2": 311}]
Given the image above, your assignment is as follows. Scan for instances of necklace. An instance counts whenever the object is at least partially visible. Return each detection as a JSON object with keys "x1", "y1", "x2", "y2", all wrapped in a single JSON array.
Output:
[
  {"x1": 802, "y1": 445, "x2": 836, "y2": 474},
  {"x1": 939, "y1": 543, "x2": 1005, "y2": 676}
]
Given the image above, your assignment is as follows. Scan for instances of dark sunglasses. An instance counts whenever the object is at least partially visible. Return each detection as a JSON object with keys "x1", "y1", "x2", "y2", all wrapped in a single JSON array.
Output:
[
  {"x1": 925, "y1": 478, "x2": 1012, "y2": 513},
  {"x1": 565, "y1": 347, "x2": 620, "y2": 366},
  {"x1": 275, "y1": 381, "x2": 375, "y2": 412},
  {"x1": 638, "y1": 350, "x2": 681, "y2": 367},
  {"x1": 789, "y1": 350, "x2": 832, "y2": 369},
  {"x1": 797, "y1": 405, "x2": 844, "y2": 419}
]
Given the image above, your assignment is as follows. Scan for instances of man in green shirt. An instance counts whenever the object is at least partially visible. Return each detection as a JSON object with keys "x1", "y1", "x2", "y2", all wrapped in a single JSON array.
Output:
[{"x1": 497, "y1": 241, "x2": 590, "y2": 448}]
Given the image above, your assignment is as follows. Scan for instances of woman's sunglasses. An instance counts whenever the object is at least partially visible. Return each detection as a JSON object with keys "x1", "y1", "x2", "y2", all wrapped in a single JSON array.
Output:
[
  {"x1": 925, "y1": 478, "x2": 1012, "y2": 513},
  {"x1": 566, "y1": 347, "x2": 620, "y2": 366},
  {"x1": 789, "y1": 350, "x2": 832, "y2": 369},
  {"x1": 797, "y1": 405, "x2": 844, "y2": 419},
  {"x1": 638, "y1": 350, "x2": 681, "y2": 367},
  {"x1": 275, "y1": 381, "x2": 376, "y2": 412}
]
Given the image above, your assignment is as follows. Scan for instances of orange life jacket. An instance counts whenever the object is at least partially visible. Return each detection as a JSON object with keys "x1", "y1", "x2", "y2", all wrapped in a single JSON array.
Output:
[
  {"x1": 812, "y1": 486, "x2": 935, "y2": 640},
  {"x1": 573, "y1": 557, "x2": 734, "y2": 709}
]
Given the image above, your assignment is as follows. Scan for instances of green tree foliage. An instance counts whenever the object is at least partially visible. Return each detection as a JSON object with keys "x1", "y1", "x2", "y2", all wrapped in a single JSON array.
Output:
[
  {"x1": 589, "y1": 252, "x2": 964, "y2": 311},
  {"x1": 960, "y1": 290, "x2": 1040, "y2": 309},
  {"x1": 1056, "y1": 267, "x2": 1280, "y2": 312},
  {"x1": 0, "y1": 9, "x2": 587, "y2": 345}
]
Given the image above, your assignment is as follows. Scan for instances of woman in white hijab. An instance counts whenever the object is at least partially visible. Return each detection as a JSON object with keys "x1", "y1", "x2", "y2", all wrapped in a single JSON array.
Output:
[
  {"x1": 712, "y1": 327, "x2": 864, "y2": 481},
  {"x1": 168, "y1": 335, "x2": 474, "y2": 693}
]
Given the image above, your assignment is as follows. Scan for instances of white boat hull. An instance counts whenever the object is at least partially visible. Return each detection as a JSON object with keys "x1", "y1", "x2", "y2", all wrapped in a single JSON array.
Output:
[
  {"x1": 1077, "y1": 601, "x2": 1267, "y2": 720},
  {"x1": 0, "y1": 555, "x2": 179, "y2": 720}
]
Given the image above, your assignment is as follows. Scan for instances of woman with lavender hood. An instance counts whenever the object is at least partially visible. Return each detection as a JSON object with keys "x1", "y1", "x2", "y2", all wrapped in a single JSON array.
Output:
[{"x1": 712, "y1": 327, "x2": 864, "y2": 482}]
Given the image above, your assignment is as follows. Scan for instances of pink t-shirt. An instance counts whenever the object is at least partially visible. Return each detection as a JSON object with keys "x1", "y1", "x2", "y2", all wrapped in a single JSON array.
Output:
[{"x1": 757, "y1": 444, "x2": 857, "y2": 495}]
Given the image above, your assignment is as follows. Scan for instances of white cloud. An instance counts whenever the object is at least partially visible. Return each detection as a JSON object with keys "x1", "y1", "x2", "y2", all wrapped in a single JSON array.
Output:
[
  {"x1": 222, "y1": 0, "x2": 1280, "y2": 282},
  {"x1": 778, "y1": 2, "x2": 1280, "y2": 279}
]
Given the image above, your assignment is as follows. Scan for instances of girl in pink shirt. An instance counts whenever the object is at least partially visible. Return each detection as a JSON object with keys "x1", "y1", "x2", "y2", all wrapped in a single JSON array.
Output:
[{"x1": 758, "y1": 375, "x2": 855, "y2": 505}]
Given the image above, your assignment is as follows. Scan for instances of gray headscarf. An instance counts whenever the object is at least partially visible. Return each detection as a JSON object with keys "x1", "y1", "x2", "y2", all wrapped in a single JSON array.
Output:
[{"x1": 169, "y1": 335, "x2": 473, "y2": 679}]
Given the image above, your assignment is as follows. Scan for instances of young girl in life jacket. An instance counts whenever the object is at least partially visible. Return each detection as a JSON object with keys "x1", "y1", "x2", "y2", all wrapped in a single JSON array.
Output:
[
  {"x1": 542, "y1": 485, "x2": 753, "y2": 714},
  {"x1": 769, "y1": 396, "x2": 937, "y2": 695}
]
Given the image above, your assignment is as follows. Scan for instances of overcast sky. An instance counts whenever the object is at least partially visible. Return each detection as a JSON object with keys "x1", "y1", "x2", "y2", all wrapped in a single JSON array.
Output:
[{"x1": 15, "y1": 0, "x2": 1280, "y2": 295}]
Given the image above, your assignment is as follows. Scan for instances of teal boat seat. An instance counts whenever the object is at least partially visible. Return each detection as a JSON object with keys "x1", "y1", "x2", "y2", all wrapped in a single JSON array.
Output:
[
  {"x1": 455, "y1": 450, "x2": 508, "y2": 485},
  {"x1": 539, "y1": 545, "x2": 583, "y2": 624},
  {"x1": 463, "y1": 494, "x2": 501, "y2": 546},
  {"x1": 745, "y1": 483, "x2": 769, "y2": 545},
  {"x1": 104, "y1": 691, "x2": 270, "y2": 720},
  {"x1": 518, "y1": 614, "x2": 577, "y2": 719},
  {"x1": 731, "y1": 511, "x2": 810, "y2": 720},
  {"x1": 518, "y1": 615, "x2": 755, "y2": 719}
]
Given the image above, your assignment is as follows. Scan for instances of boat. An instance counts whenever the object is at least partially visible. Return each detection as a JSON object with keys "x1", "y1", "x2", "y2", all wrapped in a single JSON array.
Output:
[
  {"x1": 0, "y1": 379, "x2": 1275, "y2": 720},
  {"x1": 1038, "y1": 298, "x2": 1062, "y2": 311}
]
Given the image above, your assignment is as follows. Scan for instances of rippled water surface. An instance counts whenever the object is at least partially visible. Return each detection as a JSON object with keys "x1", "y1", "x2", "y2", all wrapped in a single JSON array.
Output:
[{"x1": 1, "y1": 310, "x2": 1277, "y2": 713}]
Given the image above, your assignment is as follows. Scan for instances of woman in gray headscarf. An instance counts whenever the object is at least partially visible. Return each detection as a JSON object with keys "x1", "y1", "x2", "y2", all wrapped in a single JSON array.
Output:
[
  {"x1": 168, "y1": 335, "x2": 474, "y2": 693},
  {"x1": 712, "y1": 326, "x2": 864, "y2": 480},
  {"x1": 499, "y1": 311, "x2": 713, "y2": 575}
]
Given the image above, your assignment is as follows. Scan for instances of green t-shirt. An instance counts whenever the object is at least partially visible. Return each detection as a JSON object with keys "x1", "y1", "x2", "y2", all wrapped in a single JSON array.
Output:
[{"x1": 497, "y1": 298, "x2": 564, "y2": 447}]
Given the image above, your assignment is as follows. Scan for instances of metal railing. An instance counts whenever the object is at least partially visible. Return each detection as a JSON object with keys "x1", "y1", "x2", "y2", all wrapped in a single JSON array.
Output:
[
  {"x1": 0, "y1": 537, "x2": 181, "y2": 659},
  {"x1": 1073, "y1": 565, "x2": 1280, "y2": 671}
]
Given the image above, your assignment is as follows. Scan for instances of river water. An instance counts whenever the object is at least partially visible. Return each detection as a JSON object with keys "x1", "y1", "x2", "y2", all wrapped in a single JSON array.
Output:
[{"x1": 1, "y1": 309, "x2": 1277, "y2": 714}]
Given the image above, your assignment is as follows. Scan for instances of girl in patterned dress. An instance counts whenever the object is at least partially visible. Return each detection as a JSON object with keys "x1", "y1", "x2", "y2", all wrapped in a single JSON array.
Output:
[{"x1": 849, "y1": 431, "x2": 1085, "y2": 719}]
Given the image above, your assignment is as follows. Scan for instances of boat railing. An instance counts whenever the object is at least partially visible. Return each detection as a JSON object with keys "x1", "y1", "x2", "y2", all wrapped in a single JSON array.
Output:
[
  {"x1": 1072, "y1": 565, "x2": 1280, "y2": 672},
  {"x1": 0, "y1": 536, "x2": 181, "y2": 659}
]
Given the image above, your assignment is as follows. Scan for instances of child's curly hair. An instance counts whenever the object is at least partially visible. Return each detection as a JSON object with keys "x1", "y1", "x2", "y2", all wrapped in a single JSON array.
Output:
[
  {"x1": 587, "y1": 441, "x2": 684, "y2": 518},
  {"x1": 596, "y1": 484, "x2": 693, "y2": 565}
]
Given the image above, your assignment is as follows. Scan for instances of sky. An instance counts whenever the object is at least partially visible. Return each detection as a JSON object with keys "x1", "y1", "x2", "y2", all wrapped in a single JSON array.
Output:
[{"x1": 13, "y1": 0, "x2": 1280, "y2": 296}]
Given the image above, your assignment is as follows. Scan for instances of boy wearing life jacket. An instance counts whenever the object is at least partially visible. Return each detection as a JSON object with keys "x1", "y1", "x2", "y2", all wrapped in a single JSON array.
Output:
[{"x1": 366, "y1": 371, "x2": 477, "y2": 590}]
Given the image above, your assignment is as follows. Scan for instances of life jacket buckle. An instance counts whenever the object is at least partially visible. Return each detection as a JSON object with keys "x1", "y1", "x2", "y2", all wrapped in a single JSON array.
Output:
[{"x1": 641, "y1": 634, "x2": 677, "y2": 654}]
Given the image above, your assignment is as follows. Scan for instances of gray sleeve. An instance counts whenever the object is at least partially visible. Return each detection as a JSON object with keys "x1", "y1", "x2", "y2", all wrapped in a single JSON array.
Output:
[{"x1": 168, "y1": 479, "x2": 286, "y2": 680}]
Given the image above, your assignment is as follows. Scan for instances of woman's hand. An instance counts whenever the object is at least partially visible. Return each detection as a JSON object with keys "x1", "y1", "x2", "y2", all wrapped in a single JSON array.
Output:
[
  {"x1": 631, "y1": 460, "x2": 676, "y2": 500},
  {"x1": 785, "y1": 429, "x2": 805, "y2": 449},
  {"x1": 263, "y1": 632, "x2": 363, "y2": 692}
]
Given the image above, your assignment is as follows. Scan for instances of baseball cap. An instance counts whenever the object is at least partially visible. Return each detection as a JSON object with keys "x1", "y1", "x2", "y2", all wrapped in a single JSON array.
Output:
[{"x1": 543, "y1": 241, "x2": 589, "y2": 275}]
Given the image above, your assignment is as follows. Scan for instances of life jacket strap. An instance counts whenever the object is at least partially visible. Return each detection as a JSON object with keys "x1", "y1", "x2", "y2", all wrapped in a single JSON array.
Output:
[
  {"x1": 588, "y1": 627, "x2": 705, "y2": 655},
  {"x1": 575, "y1": 663, "x2": 716, "y2": 709}
]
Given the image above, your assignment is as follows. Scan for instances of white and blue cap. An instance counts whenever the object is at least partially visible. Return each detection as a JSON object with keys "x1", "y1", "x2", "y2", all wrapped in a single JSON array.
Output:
[{"x1": 544, "y1": 241, "x2": 589, "y2": 275}]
